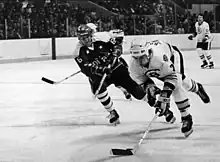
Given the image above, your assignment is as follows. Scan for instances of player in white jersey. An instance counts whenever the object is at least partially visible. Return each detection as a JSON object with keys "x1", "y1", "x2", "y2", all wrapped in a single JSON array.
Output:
[
  {"x1": 188, "y1": 13, "x2": 214, "y2": 69},
  {"x1": 73, "y1": 23, "x2": 132, "y2": 100},
  {"x1": 129, "y1": 38, "x2": 211, "y2": 137}
]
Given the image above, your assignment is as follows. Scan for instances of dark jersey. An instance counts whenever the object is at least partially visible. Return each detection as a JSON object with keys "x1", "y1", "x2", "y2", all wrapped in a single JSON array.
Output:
[{"x1": 75, "y1": 41, "x2": 120, "y2": 77}]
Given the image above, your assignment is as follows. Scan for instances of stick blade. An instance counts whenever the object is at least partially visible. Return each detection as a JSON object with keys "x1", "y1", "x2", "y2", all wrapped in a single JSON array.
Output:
[
  {"x1": 41, "y1": 77, "x2": 55, "y2": 84},
  {"x1": 110, "y1": 148, "x2": 134, "y2": 156}
]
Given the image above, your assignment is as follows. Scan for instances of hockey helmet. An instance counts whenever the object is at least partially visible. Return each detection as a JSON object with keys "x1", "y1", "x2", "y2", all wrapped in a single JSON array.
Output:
[
  {"x1": 77, "y1": 24, "x2": 93, "y2": 46},
  {"x1": 130, "y1": 38, "x2": 148, "y2": 57},
  {"x1": 130, "y1": 38, "x2": 151, "y2": 67},
  {"x1": 86, "y1": 23, "x2": 98, "y2": 33}
]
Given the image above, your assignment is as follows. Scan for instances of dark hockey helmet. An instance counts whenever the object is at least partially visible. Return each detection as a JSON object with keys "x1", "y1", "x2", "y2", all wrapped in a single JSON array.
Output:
[
  {"x1": 77, "y1": 24, "x2": 93, "y2": 46},
  {"x1": 109, "y1": 29, "x2": 124, "y2": 45}
]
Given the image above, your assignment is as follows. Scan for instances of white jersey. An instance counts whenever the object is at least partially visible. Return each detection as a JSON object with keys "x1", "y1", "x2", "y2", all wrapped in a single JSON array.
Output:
[
  {"x1": 195, "y1": 21, "x2": 211, "y2": 42},
  {"x1": 130, "y1": 39, "x2": 195, "y2": 107},
  {"x1": 129, "y1": 40, "x2": 178, "y2": 87},
  {"x1": 73, "y1": 30, "x2": 124, "y2": 58}
]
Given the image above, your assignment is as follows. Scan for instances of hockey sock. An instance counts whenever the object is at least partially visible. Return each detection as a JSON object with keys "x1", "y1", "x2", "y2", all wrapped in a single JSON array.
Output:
[
  {"x1": 182, "y1": 76, "x2": 199, "y2": 93},
  {"x1": 176, "y1": 99, "x2": 190, "y2": 117},
  {"x1": 203, "y1": 50, "x2": 213, "y2": 63},
  {"x1": 196, "y1": 48, "x2": 206, "y2": 62},
  {"x1": 96, "y1": 90, "x2": 113, "y2": 112}
]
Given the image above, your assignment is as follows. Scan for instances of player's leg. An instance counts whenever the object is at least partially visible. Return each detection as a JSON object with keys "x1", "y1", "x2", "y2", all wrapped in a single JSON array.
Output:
[
  {"x1": 172, "y1": 45, "x2": 210, "y2": 103},
  {"x1": 114, "y1": 84, "x2": 132, "y2": 100},
  {"x1": 202, "y1": 41, "x2": 214, "y2": 69},
  {"x1": 172, "y1": 75, "x2": 193, "y2": 137},
  {"x1": 90, "y1": 77, "x2": 120, "y2": 125},
  {"x1": 182, "y1": 76, "x2": 210, "y2": 103},
  {"x1": 114, "y1": 57, "x2": 132, "y2": 100},
  {"x1": 196, "y1": 43, "x2": 208, "y2": 68}
]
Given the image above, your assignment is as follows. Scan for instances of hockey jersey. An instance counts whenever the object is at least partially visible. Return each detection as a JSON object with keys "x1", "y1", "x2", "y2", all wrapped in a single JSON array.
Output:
[
  {"x1": 75, "y1": 41, "x2": 119, "y2": 78},
  {"x1": 129, "y1": 40, "x2": 178, "y2": 88},
  {"x1": 195, "y1": 21, "x2": 212, "y2": 42}
]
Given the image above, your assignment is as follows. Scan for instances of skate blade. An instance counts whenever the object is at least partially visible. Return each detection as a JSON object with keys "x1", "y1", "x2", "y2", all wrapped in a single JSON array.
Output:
[
  {"x1": 110, "y1": 119, "x2": 120, "y2": 126},
  {"x1": 169, "y1": 116, "x2": 176, "y2": 124},
  {"x1": 110, "y1": 148, "x2": 134, "y2": 156},
  {"x1": 184, "y1": 129, "x2": 193, "y2": 138}
]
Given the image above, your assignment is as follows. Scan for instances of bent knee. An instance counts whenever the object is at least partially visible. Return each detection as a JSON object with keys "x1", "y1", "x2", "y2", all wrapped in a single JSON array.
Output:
[{"x1": 131, "y1": 85, "x2": 146, "y2": 100}]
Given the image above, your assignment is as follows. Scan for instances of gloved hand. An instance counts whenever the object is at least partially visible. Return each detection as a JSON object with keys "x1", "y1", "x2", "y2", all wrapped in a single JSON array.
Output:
[
  {"x1": 202, "y1": 36, "x2": 208, "y2": 43},
  {"x1": 154, "y1": 89, "x2": 172, "y2": 116},
  {"x1": 101, "y1": 66, "x2": 112, "y2": 74},
  {"x1": 85, "y1": 63, "x2": 112, "y2": 75},
  {"x1": 188, "y1": 35, "x2": 193, "y2": 40},
  {"x1": 146, "y1": 84, "x2": 161, "y2": 107},
  {"x1": 113, "y1": 45, "x2": 122, "y2": 57}
]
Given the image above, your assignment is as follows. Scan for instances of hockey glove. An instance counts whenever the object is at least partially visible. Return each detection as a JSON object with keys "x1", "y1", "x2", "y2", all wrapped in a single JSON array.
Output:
[
  {"x1": 188, "y1": 35, "x2": 193, "y2": 40},
  {"x1": 146, "y1": 84, "x2": 161, "y2": 107},
  {"x1": 85, "y1": 63, "x2": 112, "y2": 76},
  {"x1": 155, "y1": 90, "x2": 172, "y2": 116},
  {"x1": 113, "y1": 45, "x2": 122, "y2": 57},
  {"x1": 202, "y1": 36, "x2": 209, "y2": 42},
  {"x1": 155, "y1": 82, "x2": 174, "y2": 116}
]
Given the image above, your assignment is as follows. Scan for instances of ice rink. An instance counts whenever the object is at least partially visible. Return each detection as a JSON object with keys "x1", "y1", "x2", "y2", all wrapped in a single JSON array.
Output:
[{"x1": 0, "y1": 50, "x2": 220, "y2": 162}]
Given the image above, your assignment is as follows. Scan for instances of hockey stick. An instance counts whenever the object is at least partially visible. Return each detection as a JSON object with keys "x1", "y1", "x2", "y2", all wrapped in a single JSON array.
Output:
[
  {"x1": 94, "y1": 72, "x2": 108, "y2": 97},
  {"x1": 94, "y1": 57, "x2": 118, "y2": 97},
  {"x1": 42, "y1": 70, "x2": 81, "y2": 85},
  {"x1": 110, "y1": 112, "x2": 159, "y2": 156}
]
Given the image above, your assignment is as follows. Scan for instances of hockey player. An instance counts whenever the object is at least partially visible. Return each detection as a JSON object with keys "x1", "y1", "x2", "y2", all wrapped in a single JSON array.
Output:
[
  {"x1": 74, "y1": 24, "x2": 172, "y2": 125},
  {"x1": 129, "y1": 38, "x2": 210, "y2": 137},
  {"x1": 73, "y1": 23, "x2": 132, "y2": 100},
  {"x1": 188, "y1": 13, "x2": 214, "y2": 69}
]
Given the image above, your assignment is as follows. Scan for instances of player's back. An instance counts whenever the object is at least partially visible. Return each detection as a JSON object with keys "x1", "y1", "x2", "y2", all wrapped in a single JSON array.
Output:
[{"x1": 146, "y1": 40, "x2": 173, "y2": 67}]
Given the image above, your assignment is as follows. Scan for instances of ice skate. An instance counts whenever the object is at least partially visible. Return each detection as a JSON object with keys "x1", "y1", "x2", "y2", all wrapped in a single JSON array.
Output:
[
  {"x1": 181, "y1": 114, "x2": 193, "y2": 137},
  {"x1": 196, "y1": 83, "x2": 210, "y2": 103},
  {"x1": 201, "y1": 60, "x2": 208, "y2": 69},
  {"x1": 107, "y1": 109, "x2": 120, "y2": 126},
  {"x1": 124, "y1": 91, "x2": 132, "y2": 100},
  {"x1": 164, "y1": 109, "x2": 176, "y2": 124},
  {"x1": 208, "y1": 62, "x2": 214, "y2": 69}
]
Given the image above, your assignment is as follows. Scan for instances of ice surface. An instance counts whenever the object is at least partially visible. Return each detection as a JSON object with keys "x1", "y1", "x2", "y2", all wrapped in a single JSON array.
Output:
[{"x1": 0, "y1": 50, "x2": 220, "y2": 162}]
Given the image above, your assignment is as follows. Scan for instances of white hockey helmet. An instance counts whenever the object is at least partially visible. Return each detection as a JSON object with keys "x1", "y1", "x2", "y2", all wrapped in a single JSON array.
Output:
[
  {"x1": 130, "y1": 38, "x2": 148, "y2": 58},
  {"x1": 86, "y1": 23, "x2": 97, "y2": 33}
]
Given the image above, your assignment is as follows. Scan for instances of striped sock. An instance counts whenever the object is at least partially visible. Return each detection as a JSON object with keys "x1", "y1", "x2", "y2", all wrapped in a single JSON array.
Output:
[
  {"x1": 176, "y1": 99, "x2": 190, "y2": 117},
  {"x1": 96, "y1": 90, "x2": 113, "y2": 112},
  {"x1": 188, "y1": 79, "x2": 199, "y2": 93}
]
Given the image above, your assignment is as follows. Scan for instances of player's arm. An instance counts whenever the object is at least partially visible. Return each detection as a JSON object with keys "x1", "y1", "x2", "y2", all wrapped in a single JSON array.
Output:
[
  {"x1": 154, "y1": 60, "x2": 177, "y2": 116},
  {"x1": 203, "y1": 23, "x2": 211, "y2": 42},
  {"x1": 160, "y1": 61, "x2": 178, "y2": 88},
  {"x1": 74, "y1": 47, "x2": 91, "y2": 77},
  {"x1": 75, "y1": 47, "x2": 110, "y2": 77}
]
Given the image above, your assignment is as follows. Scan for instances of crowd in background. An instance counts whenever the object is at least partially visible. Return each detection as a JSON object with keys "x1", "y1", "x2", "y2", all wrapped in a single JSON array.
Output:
[{"x1": 0, "y1": 0, "x2": 219, "y2": 40}]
